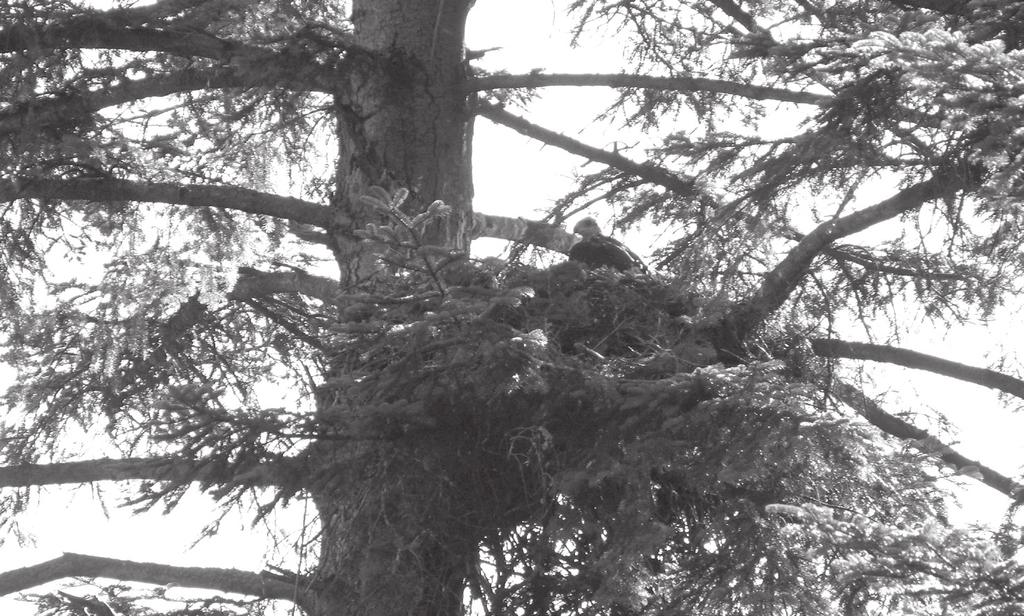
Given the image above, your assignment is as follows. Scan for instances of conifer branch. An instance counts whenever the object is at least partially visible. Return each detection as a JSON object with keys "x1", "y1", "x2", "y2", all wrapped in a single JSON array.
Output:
[
  {"x1": 778, "y1": 226, "x2": 968, "y2": 281},
  {"x1": 0, "y1": 18, "x2": 368, "y2": 93},
  {"x1": 829, "y1": 378, "x2": 1023, "y2": 499},
  {"x1": 0, "y1": 457, "x2": 289, "y2": 489},
  {"x1": 0, "y1": 553, "x2": 307, "y2": 604},
  {"x1": 811, "y1": 338, "x2": 1024, "y2": 401},
  {"x1": 1, "y1": 177, "x2": 338, "y2": 228},
  {"x1": 823, "y1": 246, "x2": 967, "y2": 281},
  {"x1": 469, "y1": 73, "x2": 828, "y2": 105},
  {"x1": 476, "y1": 102, "x2": 700, "y2": 198},
  {"x1": 0, "y1": 68, "x2": 272, "y2": 136},
  {"x1": 727, "y1": 176, "x2": 951, "y2": 340},
  {"x1": 3, "y1": 181, "x2": 577, "y2": 256},
  {"x1": 0, "y1": 18, "x2": 274, "y2": 61}
]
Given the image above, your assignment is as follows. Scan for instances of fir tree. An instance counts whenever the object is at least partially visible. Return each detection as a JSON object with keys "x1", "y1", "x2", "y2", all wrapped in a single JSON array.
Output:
[{"x1": 2, "y1": 1, "x2": 1024, "y2": 615}]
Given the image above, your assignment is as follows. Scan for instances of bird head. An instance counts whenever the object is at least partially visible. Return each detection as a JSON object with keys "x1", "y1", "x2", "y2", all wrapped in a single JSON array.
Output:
[{"x1": 573, "y1": 217, "x2": 602, "y2": 240}]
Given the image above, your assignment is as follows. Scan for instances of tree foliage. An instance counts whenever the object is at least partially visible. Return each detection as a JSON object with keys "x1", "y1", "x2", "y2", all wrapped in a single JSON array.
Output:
[{"x1": 2, "y1": 0, "x2": 1024, "y2": 615}]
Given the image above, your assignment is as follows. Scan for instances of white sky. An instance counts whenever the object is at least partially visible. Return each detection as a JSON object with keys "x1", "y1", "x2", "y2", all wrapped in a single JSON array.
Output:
[{"x1": 3, "y1": 0, "x2": 1024, "y2": 613}]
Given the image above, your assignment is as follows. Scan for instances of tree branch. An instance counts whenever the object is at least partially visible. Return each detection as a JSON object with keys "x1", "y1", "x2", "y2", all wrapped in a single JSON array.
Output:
[
  {"x1": 811, "y1": 338, "x2": 1024, "y2": 401},
  {"x1": 469, "y1": 212, "x2": 577, "y2": 253},
  {"x1": 0, "y1": 18, "x2": 274, "y2": 62},
  {"x1": 229, "y1": 267, "x2": 345, "y2": 304},
  {"x1": 829, "y1": 378, "x2": 1023, "y2": 499},
  {"x1": 824, "y1": 245, "x2": 967, "y2": 281},
  {"x1": 706, "y1": 0, "x2": 761, "y2": 31},
  {"x1": 889, "y1": 0, "x2": 969, "y2": 15},
  {"x1": 726, "y1": 175, "x2": 951, "y2": 340},
  {"x1": 0, "y1": 68, "x2": 267, "y2": 136},
  {"x1": 476, "y1": 102, "x2": 700, "y2": 198},
  {"x1": 229, "y1": 213, "x2": 580, "y2": 303},
  {"x1": 0, "y1": 457, "x2": 288, "y2": 489},
  {"x1": 0, "y1": 553, "x2": 308, "y2": 605},
  {"x1": 5, "y1": 182, "x2": 576, "y2": 254},
  {"x1": 469, "y1": 73, "x2": 828, "y2": 105},
  {"x1": 99, "y1": 0, "x2": 213, "y2": 24},
  {"x1": 0, "y1": 18, "x2": 364, "y2": 94},
  {"x1": 1, "y1": 177, "x2": 339, "y2": 228},
  {"x1": 777, "y1": 224, "x2": 968, "y2": 281}
]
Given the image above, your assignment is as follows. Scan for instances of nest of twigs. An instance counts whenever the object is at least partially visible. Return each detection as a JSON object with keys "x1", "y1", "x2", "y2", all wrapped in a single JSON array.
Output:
[{"x1": 303, "y1": 260, "x2": 939, "y2": 615}]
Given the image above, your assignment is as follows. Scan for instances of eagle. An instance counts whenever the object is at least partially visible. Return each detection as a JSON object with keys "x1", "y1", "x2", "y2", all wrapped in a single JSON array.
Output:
[{"x1": 568, "y1": 217, "x2": 649, "y2": 273}]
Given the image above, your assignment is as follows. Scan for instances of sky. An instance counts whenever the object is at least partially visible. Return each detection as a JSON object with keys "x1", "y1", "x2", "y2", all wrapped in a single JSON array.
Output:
[{"x1": 3, "y1": 0, "x2": 1024, "y2": 613}]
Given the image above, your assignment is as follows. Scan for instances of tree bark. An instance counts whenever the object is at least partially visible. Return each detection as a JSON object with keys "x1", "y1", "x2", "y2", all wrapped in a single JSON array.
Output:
[
  {"x1": 330, "y1": 0, "x2": 476, "y2": 282},
  {"x1": 308, "y1": 2, "x2": 480, "y2": 615},
  {"x1": 309, "y1": 448, "x2": 479, "y2": 616}
]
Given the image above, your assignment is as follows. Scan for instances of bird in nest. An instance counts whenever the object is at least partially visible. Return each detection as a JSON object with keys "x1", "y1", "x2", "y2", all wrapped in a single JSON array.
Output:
[{"x1": 568, "y1": 217, "x2": 649, "y2": 274}]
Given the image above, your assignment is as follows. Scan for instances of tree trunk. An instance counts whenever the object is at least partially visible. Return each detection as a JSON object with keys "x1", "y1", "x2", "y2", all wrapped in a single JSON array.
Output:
[
  {"x1": 310, "y1": 2, "x2": 478, "y2": 615},
  {"x1": 331, "y1": 0, "x2": 475, "y2": 280},
  {"x1": 309, "y1": 446, "x2": 479, "y2": 616}
]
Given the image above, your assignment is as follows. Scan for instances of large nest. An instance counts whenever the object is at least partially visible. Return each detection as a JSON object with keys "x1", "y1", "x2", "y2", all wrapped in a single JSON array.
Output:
[{"x1": 309, "y1": 262, "x2": 943, "y2": 614}]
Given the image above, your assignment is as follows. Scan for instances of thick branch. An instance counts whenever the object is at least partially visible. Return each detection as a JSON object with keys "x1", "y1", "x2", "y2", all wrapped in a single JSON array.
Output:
[
  {"x1": 811, "y1": 338, "x2": 1024, "y2": 401},
  {"x1": 727, "y1": 176, "x2": 951, "y2": 339},
  {"x1": 0, "y1": 68, "x2": 267, "y2": 135},
  {"x1": 230, "y1": 267, "x2": 345, "y2": 304},
  {"x1": 469, "y1": 212, "x2": 577, "y2": 253},
  {"x1": 470, "y1": 73, "x2": 828, "y2": 105},
  {"x1": 0, "y1": 18, "x2": 273, "y2": 61},
  {"x1": 0, "y1": 19, "x2": 362, "y2": 94},
  {"x1": 778, "y1": 225, "x2": 967, "y2": 281},
  {"x1": 890, "y1": 0, "x2": 969, "y2": 15},
  {"x1": 0, "y1": 457, "x2": 287, "y2": 489},
  {"x1": 0, "y1": 458, "x2": 175, "y2": 487},
  {"x1": 0, "y1": 553, "x2": 306, "y2": 605},
  {"x1": 477, "y1": 102, "x2": 699, "y2": 198},
  {"x1": 101, "y1": 0, "x2": 213, "y2": 23},
  {"x1": 707, "y1": 0, "x2": 761, "y2": 31},
  {"x1": 830, "y1": 378, "x2": 1022, "y2": 498},
  {"x1": 1, "y1": 178, "x2": 338, "y2": 228}
]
